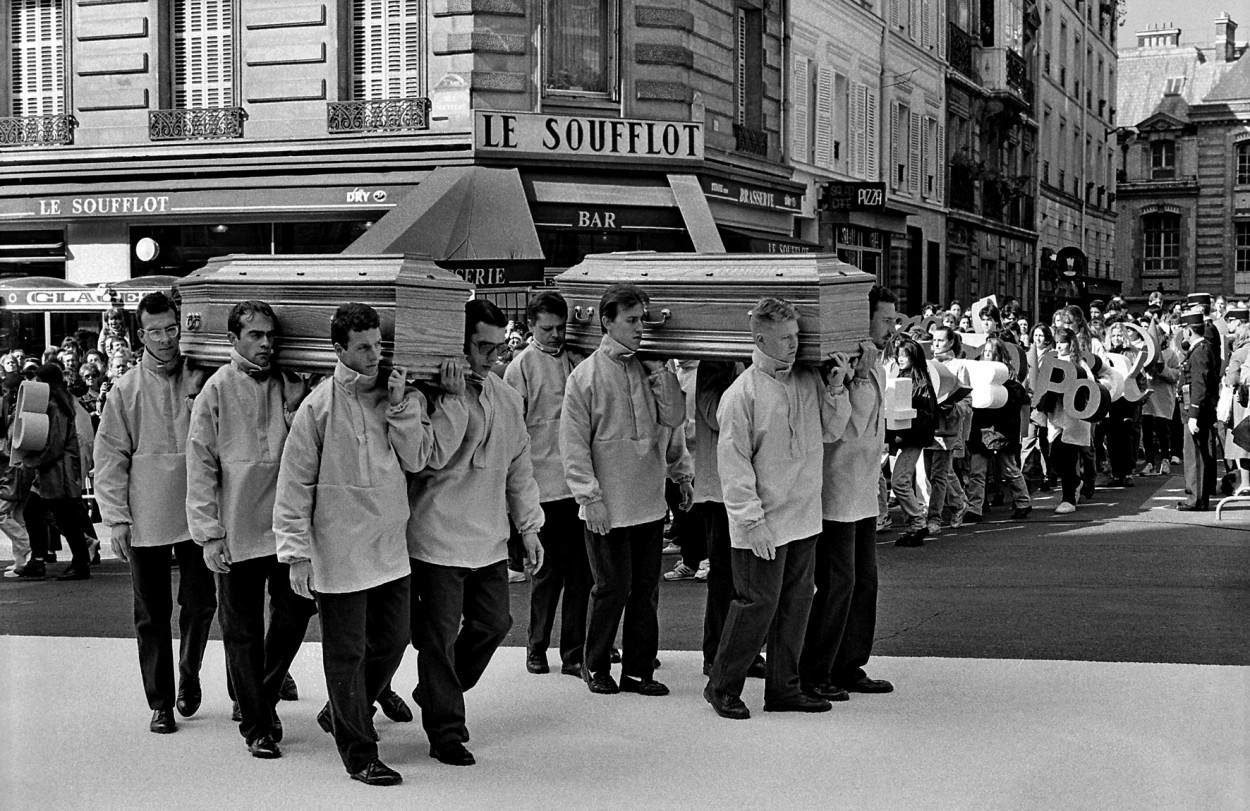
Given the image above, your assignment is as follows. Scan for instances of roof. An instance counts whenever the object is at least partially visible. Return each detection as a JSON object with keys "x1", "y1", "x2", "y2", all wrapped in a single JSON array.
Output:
[
  {"x1": 1204, "y1": 49, "x2": 1250, "y2": 101},
  {"x1": 1116, "y1": 43, "x2": 1245, "y2": 127}
]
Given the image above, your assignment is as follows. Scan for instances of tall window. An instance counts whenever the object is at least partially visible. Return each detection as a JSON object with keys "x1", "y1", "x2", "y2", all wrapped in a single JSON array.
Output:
[
  {"x1": 1150, "y1": 140, "x2": 1176, "y2": 180},
  {"x1": 1143, "y1": 213, "x2": 1181, "y2": 273},
  {"x1": 9, "y1": 0, "x2": 64, "y2": 116},
  {"x1": 352, "y1": 0, "x2": 423, "y2": 99},
  {"x1": 1237, "y1": 223, "x2": 1250, "y2": 275},
  {"x1": 545, "y1": 0, "x2": 616, "y2": 96},
  {"x1": 734, "y1": 6, "x2": 763, "y2": 129},
  {"x1": 174, "y1": 0, "x2": 234, "y2": 108},
  {"x1": 1236, "y1": 142, "x2": 1250, "y2": 185}
]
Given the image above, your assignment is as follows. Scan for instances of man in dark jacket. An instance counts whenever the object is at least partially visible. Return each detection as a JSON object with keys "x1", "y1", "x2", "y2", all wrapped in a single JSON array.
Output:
[{"x1": 1177, "y1": 308, "x2": 1221, "y2": 511}]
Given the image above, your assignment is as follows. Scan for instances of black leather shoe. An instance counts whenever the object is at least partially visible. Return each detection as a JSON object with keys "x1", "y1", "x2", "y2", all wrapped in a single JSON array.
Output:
[
  {"x1": 1176, "y1": 502, "x2": 1210, "y2": 512},
  {"x1": 838, "y1": 675, "x2": 894, "y2": 694},
  {"x1": 316, "y1": 702, "x2": 334, "y2": 735},
  {"x1": 962, "y1": 512, "x2": 983, "y2": 524},
  {"x1": 248, "y1": 733, "x2": 281, "y2": 759},
  {"x1": 378, "y1": 689, "x2": 413, "y2": 722},
  {"x1": 176, "y1": 679, "x2": 201, "y2": 717},
  {"x1": 16, "y1": 560, "x2": 45, "y2": 579},
  {"x1": 278, "y1": 672, "x2": 299, "y2": 701},
  {"x1": 747, "y1": 657, "x2": 767, "y2": 679},
  {"x1": 560, "y1": 663, "x2": 582, "y2": 677},
  {"x1": 231, "y1": 701, "x2": 242, "y2": 723},
  {"x1": 619, "y1": 676, "x2": 669, "y2": 696},
  {"x1": 429, "y1": 741, "x2": 475, "y2": 766},
  {"x1": 703, "y1": 683, "x2": 750, "y2": 720},
  {"x1": 526, "y1": 652, "x2": 550, "y2": 674},
  {"x1": 805, "y1": 683, "x2": 850, "y2": 702},
  {"x1": 895, "y1": 528, "x2": 927, "y2": 547},
  {"x1": 764, "y1": 693, "x2": 833, "y2": 713},
  {"x1": 56, "y1": 565, "x2": 90, "y2": 581},
  {"x1": 351, "y1": 759, "x2": 402, "y2": 786},
  {"x1": 582, "y1": 665, "x2": 619, "y2": 694},
  {"x1": 1011, "y1": 506, "x2": 1033, "y2": 520},
  {"x1": 150, "y1": 709, "x2": 176, "y2": 734},
  {"x1": 270, "y1": 708, "x2": 283, "y2": 743}
]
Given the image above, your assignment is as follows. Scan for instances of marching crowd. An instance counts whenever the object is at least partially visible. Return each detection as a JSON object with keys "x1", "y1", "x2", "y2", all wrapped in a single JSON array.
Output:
[{"x1": 0, "y1": 279, "x2": 1234, "y2": 787}]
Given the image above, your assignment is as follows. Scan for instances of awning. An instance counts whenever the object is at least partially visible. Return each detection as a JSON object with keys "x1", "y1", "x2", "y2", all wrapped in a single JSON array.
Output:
[
  {"x1": 718, "y1": 225, "x2": 820, "y2": 255},
  {"x1": 343, "y1": 166, "x2": 545, "y2": 284}
]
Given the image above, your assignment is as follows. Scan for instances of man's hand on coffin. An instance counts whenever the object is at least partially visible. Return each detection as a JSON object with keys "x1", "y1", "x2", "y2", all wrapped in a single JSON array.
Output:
[
  {"x1": 826, "y1": 352, "x2": 852, "y2": 390},
  {"x1": 387, "y1": 366, "x2": 408, "y2": 406},
  {"x1": 639, "y1": 357, "x2": 667, "y2": 375},
  {"x1": 438, "y1": 359, "x2": 466, "y2": 396},
  {"x1": 854, "y1": 341, "x2": 879, "y2": 379}
]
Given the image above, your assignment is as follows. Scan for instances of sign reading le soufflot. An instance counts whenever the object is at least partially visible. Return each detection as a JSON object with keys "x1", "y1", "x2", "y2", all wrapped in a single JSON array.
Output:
[{"x1": 475, "y1": 111, "x2": 704, "y2": 162}]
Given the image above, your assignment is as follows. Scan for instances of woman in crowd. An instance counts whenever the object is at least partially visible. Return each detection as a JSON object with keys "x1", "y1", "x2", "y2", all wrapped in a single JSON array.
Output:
[
  {"x1": 964, "y1": 335, "x2": 1032, "y2": 521},
  {"x1": 1043, "y1": 328, "x2": 1095, "y2": 514},
  {"x1": 1103, "y1": 322, "x2": 1147, "y2": 487},
  {"x1": 887, "y1": 336, "x2": 938, "y2": 547},
  {"x1": 1022, "y1": 325, "x2": 1055, "y2": 490},
  {"x1": 1141, "y1": 322, "x2": 1181, "y2": 477}
]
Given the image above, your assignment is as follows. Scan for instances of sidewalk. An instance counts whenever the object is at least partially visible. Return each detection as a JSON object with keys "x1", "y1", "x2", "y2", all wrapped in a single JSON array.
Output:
[{"x1": 0, "y1": 637, "x2": 1244, "y2": 810}]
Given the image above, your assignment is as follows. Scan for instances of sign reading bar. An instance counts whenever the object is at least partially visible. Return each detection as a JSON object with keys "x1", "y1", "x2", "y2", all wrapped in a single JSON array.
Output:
[
  {"x1": 700, "y1": 176, "x2": 803, "y2": 213},
  {"x1": 822, "y1": 182, "x2": 886, "y2": 212},
  {"x1": 475, "y1": 111, "x2": 703, "y2": 162}
]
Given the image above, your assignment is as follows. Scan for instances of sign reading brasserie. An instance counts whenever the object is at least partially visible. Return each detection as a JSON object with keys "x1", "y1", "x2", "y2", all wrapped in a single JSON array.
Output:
[
  {"x1": 475, "y1": 111, "x2": 704, "y2": 162},
  {"x1": 699, "y1": 177, "x2": 802, "y2": 213}
]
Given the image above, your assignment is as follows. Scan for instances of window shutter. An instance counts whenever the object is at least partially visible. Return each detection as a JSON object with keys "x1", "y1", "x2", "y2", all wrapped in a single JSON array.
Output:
[
  {"x1": 921, "y1": 0, "x2": 931, "y2": 49},
  {"x1": 909, "y1": 0, "x2": 919, "y2": 40},
  {"x1": 793, "y1": 57, "x2": 810, "y2": 163},
  {"x1": 174, "y1": 0, "x2": 234, "y2": 108},
  {"x1": 919, "y1": 116, "x2": 929, "y2": 198},
  {"x1": 846, "y1": 85, "x2": 861, "y2": 177},
  {"x1": 864, "y1": 86, "x2": 879, "y2": 181},
  {"x1": 909, "y1": 110, "x2": 922, "y2": 195},
  {"x1": 890, "y1": 101, "x2": 901, "y2": 188},
  {"x1": 890, "y1": 0, "x2": 900, "y2": 30},
  {"x1": 936, "y1": 121, "x2": 945, "y2": 201},
  {"x1": 736, "y1": 9, "x2": 748, "y2": 126},
  {"x1": 937, "y1": 0, "x2": 947, "y2": 59},
  {"x1": 353, "y1": 0, "x2": 422, "y2": 100},
  {"x1": 814, "y1": 65, "x2": 834, "y2": 168},
  {"x1": 10, "y1": 0, "x2": 65, "y2": 115}
]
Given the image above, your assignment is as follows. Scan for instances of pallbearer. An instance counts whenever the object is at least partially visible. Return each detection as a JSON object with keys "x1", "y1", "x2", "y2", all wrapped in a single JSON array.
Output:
[
  {"x1": 560, "y1": 283, "x2": 693, "y2": 697},
  {"x1": 185, "y1": 301, "x2": 316, "y2": 759},
  {"x1": 94, "y1": 292, "x2": 217, "y2": 735},
  {"x1": 703, "y1": 297, "x2": 844, "y2": 719},
  {"x1": 408, "y1": 300, "x2": 544, "y2": 767},
  {"x1": 502, "y1": 291, "x2": 592, "y2": 678},
  {"x1": 274, "y1": 302, "x2": 466, "y2": 786}
]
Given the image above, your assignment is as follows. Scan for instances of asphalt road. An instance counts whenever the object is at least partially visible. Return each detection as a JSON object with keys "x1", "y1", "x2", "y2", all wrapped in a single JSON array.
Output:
[{"x1": 2, "y1": 474, "x2": 1247, "y2": 666}]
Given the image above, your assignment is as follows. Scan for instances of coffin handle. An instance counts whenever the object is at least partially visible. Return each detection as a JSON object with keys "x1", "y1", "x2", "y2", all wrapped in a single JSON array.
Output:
[
  {"x1": 641, "y1": 308, "x2": 671, "y2": 328},
  {"x1": 572, "y1": 305, "x2": 596, "y2": 324}
]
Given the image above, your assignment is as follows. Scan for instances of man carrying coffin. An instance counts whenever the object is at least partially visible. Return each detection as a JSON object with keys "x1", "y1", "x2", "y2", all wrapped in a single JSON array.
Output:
[
  {"x1": 408, "y1": 300, "x2": 545, "y2": 767},
  {"x1": 275, "y1": 302, "x2": 467, "y2": 786},
  {"x1": 186, "y1": 300, "x2": 316, "y2": 759},
  {"x1": 94, "y1": 291, "x2": 216, "y2": 735},
  {"x1": 801, "y1": 284, "x2": 898, "y2": 700},
  {"x1": 561, "y1": 283, "x2": 693, "y2": 697},
  {"x1": 703, "y1": 297, "x2": 847, "y2": 720},
  {"x1": 1177, "y1": 307, "x2": 1222, "y2": 511}
]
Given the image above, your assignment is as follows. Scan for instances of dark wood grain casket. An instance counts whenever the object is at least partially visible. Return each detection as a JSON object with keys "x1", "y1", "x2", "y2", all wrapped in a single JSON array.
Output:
[
  {"x1": 177, "y1": 254, "x2": 471, "y2": 378},
  {"x1": 554, "y1": 252, "x2": 874, "y2": 362}
]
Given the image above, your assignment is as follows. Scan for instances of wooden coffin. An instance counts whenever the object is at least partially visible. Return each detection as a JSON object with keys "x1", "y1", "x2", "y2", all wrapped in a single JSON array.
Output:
[
  {"x1": 177, "y1": 254, "x2": 471, "y2": 378},
  {"x1": 554, "y1": 252, "x2": 874, "y2": 362}
]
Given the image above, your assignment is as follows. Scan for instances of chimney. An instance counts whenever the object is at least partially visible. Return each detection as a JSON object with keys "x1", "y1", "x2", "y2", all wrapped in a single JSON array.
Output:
[
  {"x1": 1215, "y1": 13, "x2": 1238, "y2": 62},
  {"x1": 1136, "y1": 26, "x2": 1182, "y2": 49}
]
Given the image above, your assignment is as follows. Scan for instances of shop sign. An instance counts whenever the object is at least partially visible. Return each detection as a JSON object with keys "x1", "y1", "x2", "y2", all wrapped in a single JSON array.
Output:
[
  {"x1": 3, "y1": 287, "x2": 163, "y2": 311},
  {"x1": 0, "y1": 186, "x2": 402, "y2": 221},
  {"x1": 531, "y1": 204, "x2": 684, "y2": 231},
  {"x1": 442, "y1": 263, "x2": 545, "y2": 287},
  {"x1": 700, "y1": 177, "x2": 803, "y2": 213},
  {"x1": 822, "y1": 182, "x2": 886, "y2": 212},
  {"x1": 475, "y1": 111, "x2": 703, "y2": 162}
]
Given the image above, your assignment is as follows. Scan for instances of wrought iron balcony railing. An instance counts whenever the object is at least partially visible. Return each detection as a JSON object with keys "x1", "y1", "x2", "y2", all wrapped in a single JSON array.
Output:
[
  {"x1": 149, "y1": 107, "x2": 246, "y2": 141},
  {"x1": 950, "y1": 166, "x2": 977, "y2": 212},
  {"x1": 1006, "y1": 50, "x2": 1028, "y2": 96},
  {"x1": 734, "y1": 123, "x2": 769, "y2": 158},
  {"x1": 948, "y1": 23, "x2": 979, "y2": 83},
  {"x1": 0, "y1": 114, "x2": 75, "y2": 147},
  {"x1": 327, "y1": 97, "x2": 432, "y2": 134}
]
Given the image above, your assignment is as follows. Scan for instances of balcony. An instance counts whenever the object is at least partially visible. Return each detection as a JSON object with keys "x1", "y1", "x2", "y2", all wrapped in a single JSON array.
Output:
[
  {"x1": 0, "y1": 114, "x2": 75, "y2": 147},
  {"x1": 327, "y1": 97, "x2": 432, "y2": 135},
  {"x1": 948, "y1": 23, "x2": 980, "y2": 83},
  {"x1": 149, "y1": 107, "x2": 246, "y2": 141},
  {"x1": 983, "y1": 48, "x2": 1034, "y2": 110},
  {"x1": 734, "y1": 123, "x2": 769, "y2": 158},
  {"x1": 950, "y1": 165, "x2": 977, "y2": 212}
]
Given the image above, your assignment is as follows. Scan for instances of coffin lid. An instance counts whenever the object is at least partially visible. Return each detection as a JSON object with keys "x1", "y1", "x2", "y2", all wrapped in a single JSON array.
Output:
[
  {"x1": 555, "y1": 251, "x2": 870, "y2": 285},
  {"x1": 176, "y1": 253, "x2": 470, "y2": 288}
]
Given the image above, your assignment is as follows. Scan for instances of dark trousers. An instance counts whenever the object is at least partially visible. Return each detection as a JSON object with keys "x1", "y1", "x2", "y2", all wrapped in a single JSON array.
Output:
[
  {"x1": 710, "y1": 536, "x2": 816, "y2": 702},
  {"x1": 1106, "y1": 401, "x2": 1140, "y2": 479},
  {"x1": 1183, "y1": 422, "x2": 1218, "y2": 507},
  {"x1": 411, "y1": 559, "x2": 511, "y2": 747},
  {"x1": 128, "y1": 540, "x2": 217, "y2": 711},
  {"x1": 527, "y1": 498, "x2": 591, "y2": 666},
  {"x1": 701, "y1": 502, "x2": 733, "y2": 670},
  {"x1": 664, "y1": 479, "x2": 701, "y2": 559},
  {"x1": 217, "y1": 555, "x2": 317, "y2": 743},
  {"x1": 800, "y1": 517, "x2": 879, "y2": 689},
  {"x1": 317, "y1": 575, "x2": 410, "y2": 773},
  {"x1": 583, "y1": 519, "x2": 663, "y2": 680},
  {"x1": 25, "y1": 494, "x2": 92, "y2": 568},
  {"x1": 1080, "y1": 443, "x2": 1097, "y2": 497},
  {"x1": 1143, "y1": 414, "x2": 1172, "y2": 464},
  {"x1": 1050, "y1": 441, "x2": 1083, "y2": 504},
  {"x1": 678, "y1": 502, "x2": 708, "y2": 569}
]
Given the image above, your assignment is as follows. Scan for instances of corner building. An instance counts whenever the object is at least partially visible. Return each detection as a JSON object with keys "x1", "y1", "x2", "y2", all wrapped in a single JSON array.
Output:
[{"x1": 0, "y1": 0, "x2": 808, "y2": 334}]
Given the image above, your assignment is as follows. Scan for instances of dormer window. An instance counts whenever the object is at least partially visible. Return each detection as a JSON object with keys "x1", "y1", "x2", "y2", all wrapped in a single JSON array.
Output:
[
  {"x1": 1151, "y1": 140, "x2": 1175, "y2": 180},
  {"x1": 1163, "y1": 77, "x2": 1186, "y2": 96}
]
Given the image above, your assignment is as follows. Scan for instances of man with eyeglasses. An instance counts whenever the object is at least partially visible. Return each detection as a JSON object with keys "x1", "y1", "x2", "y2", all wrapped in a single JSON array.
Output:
[
  {"x1": 407, "y1": 299, "x2": 544, "y2": 767},
  {"x1": 94, "y1": 292, "x2": 217, "y2": 735}
]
